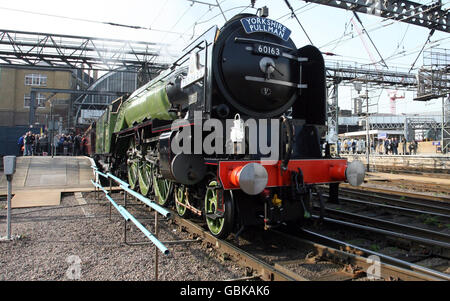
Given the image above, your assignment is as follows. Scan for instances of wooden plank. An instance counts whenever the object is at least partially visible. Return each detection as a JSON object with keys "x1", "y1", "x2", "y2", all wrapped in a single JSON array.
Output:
[{"x1": 9, "y1": 190, "x2": 60, "y2": 208}]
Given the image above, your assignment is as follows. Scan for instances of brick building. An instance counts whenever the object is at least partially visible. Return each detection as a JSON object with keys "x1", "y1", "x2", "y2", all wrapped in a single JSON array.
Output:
[{"x1": 0, "y1": 66, "x2": 82, "y2": 127}]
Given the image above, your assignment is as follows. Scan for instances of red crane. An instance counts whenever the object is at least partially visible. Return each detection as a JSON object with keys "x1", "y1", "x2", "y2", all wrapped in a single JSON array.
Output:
[{"x1": 388, "y1": 91, "x2": 405, "y2": 115}]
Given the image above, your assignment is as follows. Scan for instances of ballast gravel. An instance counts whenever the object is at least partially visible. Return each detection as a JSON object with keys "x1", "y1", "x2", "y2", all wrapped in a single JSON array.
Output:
[{"x1": 0, "y1": 192, "x2": 246, "y2": 281}]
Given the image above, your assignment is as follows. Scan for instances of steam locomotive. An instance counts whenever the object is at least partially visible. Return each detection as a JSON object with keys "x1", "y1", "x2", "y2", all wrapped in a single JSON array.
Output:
[{"x1": 89, "y1": 12, "x2": 365, "y2": 238}]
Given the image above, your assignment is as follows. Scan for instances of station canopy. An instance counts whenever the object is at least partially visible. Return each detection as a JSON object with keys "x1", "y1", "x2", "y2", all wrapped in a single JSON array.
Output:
[{"x1": 339, "y1": 130, "x2": 404, "y2": 139}]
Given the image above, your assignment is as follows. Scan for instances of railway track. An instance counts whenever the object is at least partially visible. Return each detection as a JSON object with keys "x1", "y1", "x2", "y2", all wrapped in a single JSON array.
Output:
[
  {"x1": 7, "y1": 189, "x2": 447, "y2": 281},
  {"x1": 305, "y1": 186, "x2": 450, "y2": 272},
  {"x1": 170, "y1": 214, "x2": 299, "y2": 281},
  {"x1": 336, "y1": 186, "x2": 450, "y2": 217},
  {"x1": 170, "y1": 210, "x2": 450, "y2": 281},
  {"x1": 312, "y1": 207, "x2": 450, "y2": 248},
  {"x1": 6, "y1": 200, "x2": 447, "y2": 281},
  {"x1": 91, "y1": 188, "x2": 450, "y2": 281},
  {"x1": 294, "y1": 228, "x2": 450, "y2": 281},
  {"x1": 319, "y1": 187, "x2": 450, "y2": 245}
]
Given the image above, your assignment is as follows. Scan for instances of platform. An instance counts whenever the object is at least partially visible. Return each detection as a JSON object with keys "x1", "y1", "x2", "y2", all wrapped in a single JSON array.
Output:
[
  {"x1": 365, "y1": 172, "x2": 450, "y2": 186},
  {"x1": 342, "y1": 154, "x2": 450, "y2": 174},
  {"x1": 0, "y1": 156, "x2": 95, "y2": 197}
]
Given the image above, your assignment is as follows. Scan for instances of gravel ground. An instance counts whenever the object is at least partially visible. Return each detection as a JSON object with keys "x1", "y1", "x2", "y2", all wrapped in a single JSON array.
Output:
[
  {"x1": 2, "y1": 178, "x2": 447, "y2": 281},
  {"x1": 361, "y1": 181, "x2": 450, "y2": 199},
  {"x1": 0, "y1": 191, "x2": 246, "y2": 281}
]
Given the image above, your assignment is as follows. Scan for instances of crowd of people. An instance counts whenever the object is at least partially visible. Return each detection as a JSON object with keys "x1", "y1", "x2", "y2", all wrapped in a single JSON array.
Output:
[
  {"x1": 18, "y1": 131, "x2": 88, "y2": 156},
  {"x1": 337, "y1": 137, "x2": 418, "y2": 155},
  {"x1": 337, "y1": 138, "x2": 368, "y2": 154}
]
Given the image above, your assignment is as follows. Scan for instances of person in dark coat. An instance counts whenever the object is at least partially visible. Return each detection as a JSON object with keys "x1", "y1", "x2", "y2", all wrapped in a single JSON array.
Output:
[
  {"x1": 39, "y1": 134, "x2": 49, "y2": 155},
  {"x1": 409, "y1": 140, "x2": 418, "y2": 155},
  {"x1": 402, "y1": 138, "x2": 407, "y2": 155},
  {"x1": 392, "y1": 137, "x2": 399, "y2": 155},
  {"x1": 73, "y1": 134, "x2": 82, "y2": 156},
  {"x1": 18, "y1": 134, "x2": 25, "y2": 156},
  {"x1": 384, "y1": 138, "x2": 390, "y2": 155},
  {"x1": 24, "y1": 131, "x2": 34, "y2": 156}
]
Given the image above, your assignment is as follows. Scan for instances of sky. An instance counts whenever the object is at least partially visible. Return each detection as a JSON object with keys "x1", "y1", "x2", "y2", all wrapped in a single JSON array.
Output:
[{"x1": 0, "y1": 0, "x2": 449, "y2": 115}]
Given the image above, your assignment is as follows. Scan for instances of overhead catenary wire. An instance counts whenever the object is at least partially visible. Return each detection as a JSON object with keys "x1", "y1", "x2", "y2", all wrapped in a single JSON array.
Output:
[
  {"x1": 326, "y1": 0, "x2": 437, "y2": 47},
  {"x1": 156, "y1": 3, "x2": 254, "y2": 57},
  {"x1": 350, "y1": 17, "x2": 382, "y2": 71},
  {"x1": 0, "y1": 5, "x2": 188, "y2": 37},
  {"x1": 150, "y1": 2, "x2": 200, "y2": 60},
  {"x1": 172, "y1": 3, "x2": 255, "y2": 44},
  {"x1": 275, "y1": 2, "x2": 317, "y2": 22},
  {"x1": 216, "y1": 0, "x2": 228, "y2": 22},
  {"x1": 171, "y1": 0, "x2": 225, "y2": 42},
  {"x1": 1, "y1": 0, "x2": 446, "y2": 77},
  {"x1": 319, "y1": 2, "x2": 448, "y2": 72},
  {"x1": 392, "y1": 24, "x2": 411, "y2": 56},
  {"x1": 319, "y1": 0, "x2": 439, "y2": 50},
  {"x1": 149, "y1": 0, "x2": 171, "y2": 28},
  {"x1": 368, "y1": 35, "x2": 450, "y2": 69},
  {"x1": 352, "y1": 11, "x2": 389, "y2": 69},
  {"x1": 192, "y1": 4, "x2": 251, "y2": 26},
  {"x1": 408, "y1": 28, "x2": 436, "y2": 73},
  {"x1": 283, "y1": 0, "x2": 314, "y2": 45},
  {"x1": 330, "y1": 14, "x2": 354, "y2": 52}
]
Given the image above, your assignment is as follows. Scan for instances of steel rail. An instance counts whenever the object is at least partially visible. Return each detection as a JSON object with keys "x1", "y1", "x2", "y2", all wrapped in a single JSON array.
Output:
[
  {"x1": 322, "y1": 193, "x2": 450, "y2": 220},
  {"x1": 296, "y1": 229, "x2": 450, "y2": 281},
  {"x1": 337, "y1": 187, "x2": 450, "y2": 217},
  {"x1": 170, "y1": 214, "x2": 304, "y2": 281},
  {"x1": 311, "y1": 215, "x2": 450, "y2": 254},
  {"x1": 313, "y1": 206, "x2": 450, "y2": 247},
  {"x1": 171, "y1": 211, "x2": 448, "y2": 281}
]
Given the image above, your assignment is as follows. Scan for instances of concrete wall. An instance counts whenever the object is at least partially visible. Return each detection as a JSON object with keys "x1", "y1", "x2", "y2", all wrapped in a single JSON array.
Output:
[{"x1": 342, "y1": 153, "x2": 450, "y2": 173}]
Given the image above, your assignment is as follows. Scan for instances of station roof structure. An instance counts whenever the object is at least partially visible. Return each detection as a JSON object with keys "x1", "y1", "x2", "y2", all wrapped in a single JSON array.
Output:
[
  {"x1": 0, "y1": 29, "x2": 171, "y2": 72},
  {"x1": 338, "y1": 129, "x2": 404, "y2": 138}
]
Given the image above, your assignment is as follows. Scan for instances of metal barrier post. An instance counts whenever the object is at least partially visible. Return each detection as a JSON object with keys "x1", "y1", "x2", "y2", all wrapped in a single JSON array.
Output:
[
  {"x1": 109, "y1": 178, "x2": 112, "y2": 220},
  {"x1": 124, "y1": 190, "x2": 127, "y2": 244},
  {"x1": 6, "y1": 177, "x2": 12, "y2": 239},
  {"x1": 95, "y1": 174, "x2": 99, "y2": 202},
  {"x1": 2, "y1": 156, "x2": 16, "y2": 241},
  {"x1": 155, "y1": 210, "x2": 159, "y2": 280},
  {"x1": 90, "y1": 168, "x2": 193, "y2": 281}
]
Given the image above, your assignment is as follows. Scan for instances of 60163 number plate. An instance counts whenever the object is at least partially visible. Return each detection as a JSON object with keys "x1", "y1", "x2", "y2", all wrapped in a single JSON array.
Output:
[{"x1": 253, "y1": 43, "x2": 281, "y2": 57}]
